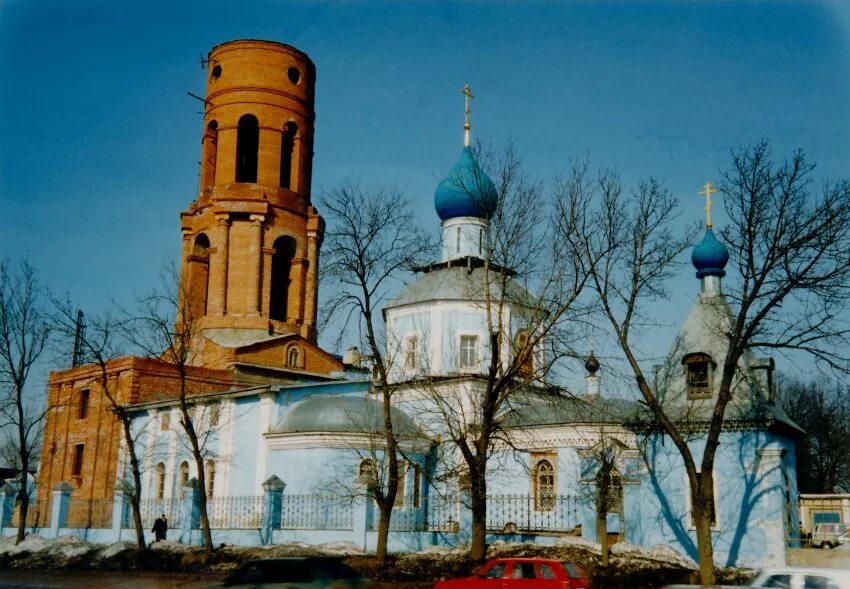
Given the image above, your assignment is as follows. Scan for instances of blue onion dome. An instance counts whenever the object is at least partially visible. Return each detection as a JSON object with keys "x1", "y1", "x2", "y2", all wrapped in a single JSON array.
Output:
[
  {"x1": 692, "y1": 228, "x2": 729, "y2": 278},
  {"x1": 434, "y1": 147, "x2": 498, "y2": 220}
]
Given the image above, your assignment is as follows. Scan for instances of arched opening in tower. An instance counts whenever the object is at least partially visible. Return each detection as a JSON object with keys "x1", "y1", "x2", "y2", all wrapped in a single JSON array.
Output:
[
  {"x1": 188, "y1": 233, "x2": 211, "y2": 319},
  {"x1": 270, "y1": 236, "x2": 296, "y2": 322},
  {"x1": 201, "y1": 120, "x2": 218, "y2": 190},
  {"x1": 280, "y1": 122, "x2": 297, "y2": 190},
  {"x1": 235, "y1": 114, "x2": 259, "y2": 183}
]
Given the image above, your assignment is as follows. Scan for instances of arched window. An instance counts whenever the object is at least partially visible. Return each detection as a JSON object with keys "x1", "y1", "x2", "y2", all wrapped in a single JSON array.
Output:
[
  {"x1": 514, "y1": 330, "x2": 533, "y2": 377},
  {"x1": 156, "y1": 463, "x2": 166, "y2": 500},
  {"x1": 534, "y1": 459, "x2": 555, "y2": 511},
  {"x1": 270, "y1": 236, "x2": 296, "y2": 321},
  {"x1": 201, "y1": 120, "x2": 218, "y2": 189},
  {"x1": 235, "y1": 114, "x2": 259, "y2": 183},
  {"x1": 358, "y1": 459, "x2": 377, "y2": 487},
  {"x1": 682, "y1": 352, "x2": 714, "y2": 399},
  {"x1": 204, "y1": 460, "x2": 216, "y2": 499},
  {"x1": 287, "y1": 346, "x2": 301, "y2": 368},
  {"x1": 178, "y1": 461, "x2": 190, "y2": 499},
  {"x1": 189, "y1": 234, "x2": 211, "y2": 319},
  {"x1": 279, "y1": 122, "x2": 297, "y2": 189}
]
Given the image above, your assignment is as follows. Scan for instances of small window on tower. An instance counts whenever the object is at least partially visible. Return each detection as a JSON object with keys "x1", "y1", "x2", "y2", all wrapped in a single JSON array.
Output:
[
  {"x1": 160, "y1": 411, "x2": 170, "y2": 431},
  {"x1": 78, "y1": 389, "x2": 90, "y2": 420},
  {"x1": 479, "y1": 228, "x2": 483, "y2": 254},
  {"x1": 211, "y1": 64, "x2": 222, "y2": 79},
  {"x1": 459, "y1": 335, "x2": 479, "y2": 371},
  {"x1": 287, "y1": 67, "x2": 301, "y2": 84},
  {"x1": 72, "y1": 444, "x2": 85, "y2": 478},
  {"x1": 683, "y1": 353, "x2": 713, "y2": 399},
  {"x1": 404, "y1": 337, "x2": 418, "y2": 372},
  {"x1": 456, "y1": 227, "x2": 461, "y2": 253}
]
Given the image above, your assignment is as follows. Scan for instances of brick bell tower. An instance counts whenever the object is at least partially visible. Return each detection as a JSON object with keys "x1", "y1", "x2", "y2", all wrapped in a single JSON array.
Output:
[{"x1": 180, "y1": 40, "x2": 323, "y2": 344}]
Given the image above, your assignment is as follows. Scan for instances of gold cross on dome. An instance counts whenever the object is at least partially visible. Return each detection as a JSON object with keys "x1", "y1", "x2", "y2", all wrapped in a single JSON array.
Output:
[
  {"x1": 462, "y1": 84, "x2": 474, "y2": 146},
  {"x1": 699, "y1": 181, "x2": 719, "y2": 229}
]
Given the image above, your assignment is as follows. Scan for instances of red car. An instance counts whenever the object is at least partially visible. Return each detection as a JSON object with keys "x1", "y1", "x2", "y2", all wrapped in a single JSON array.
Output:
[{"x1": 434, "y1": 558, "x2": 591, "y2": 589}]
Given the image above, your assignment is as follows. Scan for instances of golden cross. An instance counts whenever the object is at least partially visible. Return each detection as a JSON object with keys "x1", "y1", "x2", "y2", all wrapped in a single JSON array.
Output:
[
  {"x1": 699, "y1": 181, "x2": 718, "y2": 229},
  {"x1": 462, "y1": 84, "x2": 474, "y2": 146}
]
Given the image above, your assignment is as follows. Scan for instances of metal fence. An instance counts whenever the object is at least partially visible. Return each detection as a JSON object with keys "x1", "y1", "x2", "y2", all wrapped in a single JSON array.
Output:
[
  {"x1": 9, "y1": 498, "x2": 51, "y2": 528},
  {"x1": 280, "y1": 494, "x2": 354, "y2": 530},
  {"x1": 138, "y1": 497, "x2": 183, "y2": 529},
  {"x1": 426, "y1": 495, "x2": 460, "y2": 532},
  {"x1": 366, "y1": 506, "x2": 424, "y2": 532},
  {"x1": 486, "y1": 494, "x2": 580, "y2": 533},
  {"x1": 207, "y1": 495, "x2": 263, "y2": 529},
  {"x1": 66, "y1": 498, "x2": 113, "y2": 529}
]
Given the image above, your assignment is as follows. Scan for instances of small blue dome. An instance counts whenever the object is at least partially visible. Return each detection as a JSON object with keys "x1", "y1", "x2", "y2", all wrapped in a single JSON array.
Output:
[
  {"x1": 434, "y1": 147, "x2": 498, "y2": 221},
  {"x1": 692, "y1": 228, "x2": 729, "y2": 278}
]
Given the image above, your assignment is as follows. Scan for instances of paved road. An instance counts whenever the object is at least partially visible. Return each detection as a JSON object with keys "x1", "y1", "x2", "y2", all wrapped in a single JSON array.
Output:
[
  {"x1": 0, "y1": 571, "x2": 219, "y2": 589},
  {"x1": 0, "y1": 571, "x2": 422, "y2": 589}
]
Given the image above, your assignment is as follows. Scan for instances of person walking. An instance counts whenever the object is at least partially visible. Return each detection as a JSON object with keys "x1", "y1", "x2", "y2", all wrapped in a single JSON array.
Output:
[{"x1": 152, "y1": 513, "x2": 168, "y2": 542}]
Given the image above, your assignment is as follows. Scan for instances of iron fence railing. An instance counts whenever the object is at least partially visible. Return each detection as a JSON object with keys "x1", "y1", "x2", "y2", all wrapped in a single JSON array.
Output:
[
  {"x1": 207, "y1": 495, "x2": 263, "y2": 528},
  {"x1": 486, "y1": 494, "x2": 580, "y2": 533},
  {"x1": 280, "y1": 494, "x2": 353, "y2": 530},
  {"x1": 425, "y1": 495, "x2": 460, "y2": 532},
  {"x1": 367, "y1": 506, "x2": 425, "y2": 532},
  {"x1": 10, "y1": 498, "x2": 51, "y2": 528},
  {"x1": 137, "y1": 497, "x2": 183, "y2": 529},
  {"x1": 66, "y1": 497, "x2": 113, "y2": 528}
]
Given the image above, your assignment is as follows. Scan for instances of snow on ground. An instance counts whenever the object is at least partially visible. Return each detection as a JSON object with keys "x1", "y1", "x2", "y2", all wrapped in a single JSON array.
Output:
[{"x1": 610, "y1": 542, "x2": 697, "y2": 569}]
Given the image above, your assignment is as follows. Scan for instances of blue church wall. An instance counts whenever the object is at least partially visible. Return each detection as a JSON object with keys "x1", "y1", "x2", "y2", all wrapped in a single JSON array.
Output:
[{"x1": 628, "y1": 429, "x2": 797, "y2": 567}]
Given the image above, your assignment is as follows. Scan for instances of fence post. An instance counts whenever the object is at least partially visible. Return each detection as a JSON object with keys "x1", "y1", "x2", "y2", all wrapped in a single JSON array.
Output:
[
  {"x1": 179, "y1": 477, "x2": 200, "y2": 545},
  {"x1": 353, "y1": 481, "x2": 374, "y2": 551},
  {"x1": 112, "y1": 479, "x2": 133, "y2": 542},
  {"x1": 49, "y1": 482, "x2": 73, "y2": 538},
  {"x1": 261, "y1": 475, "x2": 285, "y2": 546},
  {"x1": 0, "y1": 482, "x2": 15, "y2": 529}
]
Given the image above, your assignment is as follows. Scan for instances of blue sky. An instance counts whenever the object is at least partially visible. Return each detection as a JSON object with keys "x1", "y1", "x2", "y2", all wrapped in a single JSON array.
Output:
[{"x1": 1, "y1": 1, "x2": 848, "y2": 393}]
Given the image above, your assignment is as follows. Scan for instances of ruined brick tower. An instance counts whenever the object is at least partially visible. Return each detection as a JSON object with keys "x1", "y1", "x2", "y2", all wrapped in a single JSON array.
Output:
[{"x1": 180, "y1": 40, "x2": 323, "y2": 344}]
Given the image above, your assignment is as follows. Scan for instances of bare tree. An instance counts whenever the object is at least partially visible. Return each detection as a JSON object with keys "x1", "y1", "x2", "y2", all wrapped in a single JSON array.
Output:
[
  {"x1": 51, "y1": 299, "x2": 149, "y2": 549},
  {"x1": 415, "y1": 144, "x2": 593, "y2": 561},
  {"x1": 0, "y1": 259, "x2": 51, "y2": 544},
  {"x1": 319, "y1": 182, "x2": 434, "y2": 560},
  {"x1": 574, "y1": 142, "x2": 850, "y2": 584},
  {"x1": 777, "y1": 376, "x2": 850, "y2": 494},
  {"x1": 120, "y1": 269, "x2": 216, "y2": 556}
]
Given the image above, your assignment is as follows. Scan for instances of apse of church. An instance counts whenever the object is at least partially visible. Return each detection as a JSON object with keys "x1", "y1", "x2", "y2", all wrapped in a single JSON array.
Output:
[{"x1": 180, "y1": 40, "x2": 323, "y2": 343}]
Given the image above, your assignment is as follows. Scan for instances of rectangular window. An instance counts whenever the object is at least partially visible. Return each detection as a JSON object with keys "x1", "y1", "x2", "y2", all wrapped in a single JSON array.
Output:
[
  {"x1": 71, "y1": 444, "x2": 85, "y2": 477},
  {"x1": 413, "y1": 465, "x2": 422, "y2": 508},
  {"x1": 404, "y1": 337, "x2": 418, "y2": 372},
  {"x1": 685, "y1": 354, "x2": 713, "y2": 398},
  {"x1": 78, "y1": 389, "x2": 90, "y2": 420},
  {"x1": 160, "y1": 411, "x2": 170, "y2": 431},
  {"x1": 459, "y1": 335, "x2": 479, "y2": 370},
  {"x1": 394, "y1": 466, "x2": 406, "y2": 507}
]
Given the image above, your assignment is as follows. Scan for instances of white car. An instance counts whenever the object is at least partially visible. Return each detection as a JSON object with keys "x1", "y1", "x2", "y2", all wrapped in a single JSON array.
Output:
[
  {"x1": 749, "y1": 567, "x2": 850, "y2": 589},
  {"x1": 663, "y1": 567, "x2": 850, "y2": 589}
]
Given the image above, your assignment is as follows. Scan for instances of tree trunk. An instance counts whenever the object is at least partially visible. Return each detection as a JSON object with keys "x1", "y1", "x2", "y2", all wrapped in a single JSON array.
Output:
[
  {"x1": 693, "y1": 487, "x2": 716, "y2": 585},
  {"x1": 181, "y1": 404, "x2": 214, "y2": 557},
  {"x1": 469, "y1": 466, "x2": 488, "y2": 562},
  {"x1": 598, "y1": 511, "x2": 609, "y2": 567},
  {"x1": 120, "y1": 415, "x2": 146, "y2": 549},
  {"x1": 15, "y1": 454, "x2": 28, "y2": 544},
  {"x1": 15, "y1": 395, "x2": 28, "y2": 545},
  {"x1": 375, "y1": 502, "x2": 392, "y2": 560}
]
